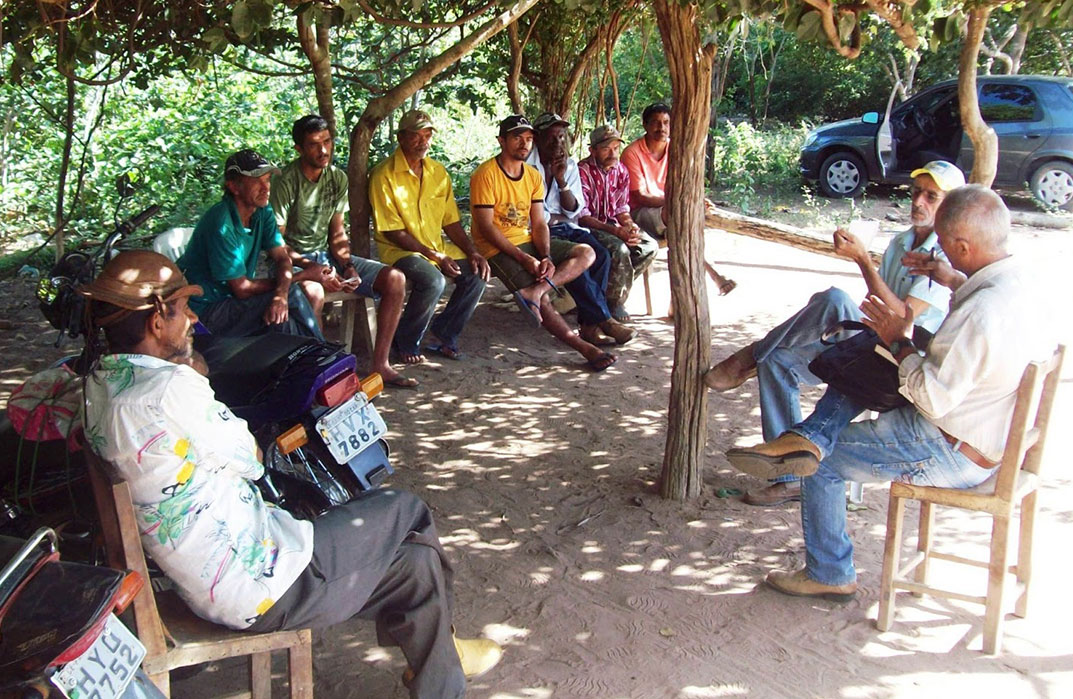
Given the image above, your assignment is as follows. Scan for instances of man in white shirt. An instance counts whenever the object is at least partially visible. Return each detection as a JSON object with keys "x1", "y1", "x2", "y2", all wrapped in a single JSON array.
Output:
[
  {"x1": 527, "y1": 111, "x2": 633, "y2": 346},
  {"x1": 724, "y1": 185, "x2": 1053, "y2": 602},
  {"x1": 79, "y1": 250, "x2": 502, "y2": 697}
]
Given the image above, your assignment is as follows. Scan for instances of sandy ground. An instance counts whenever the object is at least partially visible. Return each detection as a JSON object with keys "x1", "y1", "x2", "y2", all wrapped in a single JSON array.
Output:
[{"x1": 1, "y1": 195, "x2": 1071, "y2": 698}]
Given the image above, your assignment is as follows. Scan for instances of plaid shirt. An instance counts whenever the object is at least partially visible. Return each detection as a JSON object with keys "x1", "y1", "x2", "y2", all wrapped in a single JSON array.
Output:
[{"x1": 578, "y1": 157, "x2": 631, "y2": 224}]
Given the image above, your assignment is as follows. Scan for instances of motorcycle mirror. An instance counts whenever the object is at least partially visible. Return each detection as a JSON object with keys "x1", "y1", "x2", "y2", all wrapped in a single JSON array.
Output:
[{"x1": 115, "y1": 172, "x2": 139, "y2": 198}]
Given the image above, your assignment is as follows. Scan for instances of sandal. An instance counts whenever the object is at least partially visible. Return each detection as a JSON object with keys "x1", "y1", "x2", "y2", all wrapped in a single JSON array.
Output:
[{"x1": 586, "y1": 352, "x2": 617, "y2": 372}]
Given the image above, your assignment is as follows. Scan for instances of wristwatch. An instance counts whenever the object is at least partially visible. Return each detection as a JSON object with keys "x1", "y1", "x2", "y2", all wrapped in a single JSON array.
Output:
[{"x1": 888, "y1": 337, "x2": 915, "y2": 356}]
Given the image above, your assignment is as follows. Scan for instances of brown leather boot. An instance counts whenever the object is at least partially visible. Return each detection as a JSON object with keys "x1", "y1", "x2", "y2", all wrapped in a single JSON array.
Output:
[
  {"x1": 765, "y1": 568, "x2": 857, "y2": 603},
  {"x1": 726, "y1": 433, "x2": 821, "y2": 480},
  {"x1": 704, "y1": 342, "x2": 757, "y2": 391}
]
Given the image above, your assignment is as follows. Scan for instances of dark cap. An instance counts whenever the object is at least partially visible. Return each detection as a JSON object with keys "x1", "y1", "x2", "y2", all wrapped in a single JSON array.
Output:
[
  {"x1": 498, "y1": 114, "x2": 534, "y2": 137},
  {"x1": 79, "y1": 250, "x2": 202, "y2": 326},
  {"x1": 532, "y1": 112, "x2": 570, "y2": 131},
  {"x1": 589, "y1": 124, "x2": 624, "y2": 147},
  {"x1": 224, "y1": 149, "x2": 280, "y2": 178}
]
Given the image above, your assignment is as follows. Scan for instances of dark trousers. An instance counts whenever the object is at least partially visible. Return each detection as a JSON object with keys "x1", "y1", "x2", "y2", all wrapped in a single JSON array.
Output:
[
  {"x1": 549, "y1": 222, "x2": 612, "y2": 326},
  {"x1": 248, "y1": 488, "x2": 464, "y2": 699},
  {"x1": 197, "y1": 285, "x2": 325, "y2": 341}
]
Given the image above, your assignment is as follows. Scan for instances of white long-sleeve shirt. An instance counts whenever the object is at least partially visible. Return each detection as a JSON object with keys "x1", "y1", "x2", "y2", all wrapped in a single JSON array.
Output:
[{"x1": 899, "y1": 256, "x2": 1053, "y2": 462}]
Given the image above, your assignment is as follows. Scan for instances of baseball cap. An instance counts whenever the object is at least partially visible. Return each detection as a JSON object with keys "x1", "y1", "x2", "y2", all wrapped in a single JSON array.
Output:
[
  {"x1": 498, "y1": 114, "x2": 534, "y2": 137},
  {"x1": 79, "y1": 250, "x2": 202, "y2": 325},
  {"x1": 910, "y1": 160, "x2": 966, "y2": 192},
  {"x1": 399, "y1": 109, "x2": 436, "y2": 132},
  {"x1": 532, "y1": 112, "x2": 570, "y2": 131},
  {"x1": 589, "y1": 124, "x2": 624, "y2": 147},
  {"x1": 224, "y1": 149, "x2": 280, "y2": 178}
]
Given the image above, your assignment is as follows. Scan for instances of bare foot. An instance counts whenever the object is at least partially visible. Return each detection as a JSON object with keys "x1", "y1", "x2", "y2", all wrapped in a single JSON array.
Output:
[{"x1": 399, "y1": 352, "x2": 425, "y2": 365}]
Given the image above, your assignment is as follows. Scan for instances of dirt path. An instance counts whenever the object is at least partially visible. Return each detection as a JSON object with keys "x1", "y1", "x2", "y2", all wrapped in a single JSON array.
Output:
[{"x1": 2, "y1": 198, "x2": 1070, "y2": 698}]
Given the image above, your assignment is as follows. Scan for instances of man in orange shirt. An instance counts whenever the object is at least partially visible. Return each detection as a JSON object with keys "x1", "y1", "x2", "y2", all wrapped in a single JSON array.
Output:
[{"x1": 622, "y1": 103, "x2": 735, "y2": 295}]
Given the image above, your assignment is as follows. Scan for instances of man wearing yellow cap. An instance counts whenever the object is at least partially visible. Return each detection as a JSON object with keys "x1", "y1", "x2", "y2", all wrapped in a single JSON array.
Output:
[{"x1": 706, "y1": 160, "x2": 963, "y2": 506}]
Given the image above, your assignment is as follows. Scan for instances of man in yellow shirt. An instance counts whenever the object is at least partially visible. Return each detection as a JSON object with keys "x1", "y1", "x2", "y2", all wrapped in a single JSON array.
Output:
[
  {"x1": 470, "y1": 115, "x2": 617, "y2": 371},
  {"x1": 370, "y1": 110, "x2": 490, "y2": 363}
]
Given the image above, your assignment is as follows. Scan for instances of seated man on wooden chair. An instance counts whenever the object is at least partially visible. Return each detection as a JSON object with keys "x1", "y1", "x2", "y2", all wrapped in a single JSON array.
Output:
[
  {"x1": 271, "y1": 115, "x2": 416, "y2": 388},
  {"x1": 722, "y1": 185, "x2": 1054, "y2": 602},
  {"x1": 79, "y1": 250, "x2": 501, "y2": 698}
]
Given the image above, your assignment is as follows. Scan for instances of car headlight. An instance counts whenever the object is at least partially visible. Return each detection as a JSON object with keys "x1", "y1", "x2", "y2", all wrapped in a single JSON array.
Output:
[{"x1": 803, "y1": 131, "x2": 818, "y2": 148}]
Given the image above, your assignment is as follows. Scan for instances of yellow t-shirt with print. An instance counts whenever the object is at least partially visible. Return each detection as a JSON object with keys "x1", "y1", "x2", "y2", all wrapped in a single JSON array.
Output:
[{"x1": 469, "y1": 157, "x2": 544, "y2": 259}]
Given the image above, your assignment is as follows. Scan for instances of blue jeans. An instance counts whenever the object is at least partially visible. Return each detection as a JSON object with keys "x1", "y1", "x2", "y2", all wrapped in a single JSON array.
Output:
[
  {"x1": 549, "y1": 222, "x2": 613, "y2": 326},
  {"x1": 392, "y1": 254, "x2": 486, "y2": 355},
  {"x1": 791, "y1": 403, "x2": 994, "y2": 586},
  {"x1": 754, "y1": 287, "x2": 861, "y2": 483}
]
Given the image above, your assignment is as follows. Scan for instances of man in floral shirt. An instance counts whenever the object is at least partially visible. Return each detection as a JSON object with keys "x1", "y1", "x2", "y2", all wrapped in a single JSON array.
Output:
[{"x1": 80, "y1": 250, "x2": 501, "y2": 697}]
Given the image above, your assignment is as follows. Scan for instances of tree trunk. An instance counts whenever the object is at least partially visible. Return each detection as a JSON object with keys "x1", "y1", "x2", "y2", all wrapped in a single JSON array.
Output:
[
  {"x1": 959, "y1": 6, "x2": 999, "y2": 187},
  {"x1": 652, "y1": 0, "x2": 715, "y2": 501},
  {"x1": 54, "y1": 76, "x2": 76, "y2": 259},
  {"x1": 506, "y1": 22, "x2": 525, "y2": 114},
  {"x1": 297, "y1": 9, "x2": 335, "y2": 134}
]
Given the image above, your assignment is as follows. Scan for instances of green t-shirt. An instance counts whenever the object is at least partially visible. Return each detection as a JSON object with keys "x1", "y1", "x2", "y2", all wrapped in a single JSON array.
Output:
[
  {"x1": 178, "y1": 196, "x2": 284, "y2": 313},
  {"x1": 269, "y1": 160, "x2": 348, "y2": 254}
]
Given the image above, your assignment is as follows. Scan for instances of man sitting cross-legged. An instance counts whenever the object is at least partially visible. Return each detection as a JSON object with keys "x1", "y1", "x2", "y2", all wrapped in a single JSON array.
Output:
[
  {"x1": 470, "y1": 114, "x2": 617, "y2": 371},
  {"x1": 370, "y1": 109, "x2": 489, "y2": 364},
  {"x1": 525, "y1": 111, "x2": 632, "y2": 345},
  {"x1": 723, "y1": 185, "x2": 1053, "y2": 602},
  {"x1": 79, "y1": 250, "x2": 503, "y2": 698},
  {"x1": 705, "y1": 160, "x2": 963, "y2": 506}
]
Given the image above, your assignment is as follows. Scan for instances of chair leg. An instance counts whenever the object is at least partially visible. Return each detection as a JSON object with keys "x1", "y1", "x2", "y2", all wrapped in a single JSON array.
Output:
[
  {"x1": 148, "y1": 671, "x2": 170, "y2": 697},
  {"x1": 642, "y1": 267, "x2": 653, "y2": 317},
  {"x1": 983, "y1": 515, "x2": 1012, "y2": 655},
  {"x1": 340, "y1": 299, "x2": 356, "y2": 355},
  {"x1": 251, "y1": 651, "x2": 273, "y2": 699},
  {"x1": 877, "y1": 492, "x2": 906, "y2": 631},
  {"x1": 913, "y1": 501, "x2": 934, "y2": 596},
  {"x1": 1014, "y1": 491, "x2": 1038, "y2": 619},
  {"x1": 289, "y1": 630, "x2": 315, "y2": 699}
]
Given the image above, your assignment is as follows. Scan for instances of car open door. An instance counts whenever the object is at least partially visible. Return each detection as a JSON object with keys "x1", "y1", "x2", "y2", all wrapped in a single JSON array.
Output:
[{"x1": 875, "y1": 81, "x2": 901, "y2": 179}]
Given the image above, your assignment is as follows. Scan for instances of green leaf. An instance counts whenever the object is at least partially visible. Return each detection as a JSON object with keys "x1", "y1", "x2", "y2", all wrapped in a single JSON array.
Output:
[
  {"x1": 796, "y1": 11, "x2": 822, "y2": 43},
  {"x1": 232, "y1": 1, "x2": 254, "y2": 40}
]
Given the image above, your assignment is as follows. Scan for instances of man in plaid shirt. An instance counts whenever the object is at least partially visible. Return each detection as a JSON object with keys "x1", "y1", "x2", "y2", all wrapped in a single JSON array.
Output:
[{"x1": 578, "y1": 124, "x2": 659, "y2": 321}]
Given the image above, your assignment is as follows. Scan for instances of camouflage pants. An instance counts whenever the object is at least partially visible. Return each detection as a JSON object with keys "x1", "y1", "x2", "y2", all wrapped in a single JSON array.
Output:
[{"x1": 587, "y1": 227, "x2": 660, "y2": 310}]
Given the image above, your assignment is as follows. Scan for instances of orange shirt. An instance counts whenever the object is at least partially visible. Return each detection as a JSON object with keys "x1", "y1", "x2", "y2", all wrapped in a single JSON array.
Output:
[{"x1": 621, "y1": 136, "x2": 669, "y2": 210}]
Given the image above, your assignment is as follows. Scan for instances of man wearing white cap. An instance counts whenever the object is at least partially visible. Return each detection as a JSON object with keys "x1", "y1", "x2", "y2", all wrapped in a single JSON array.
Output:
[{"x1": 706, "y1": 160, "x2": 963, "y2": 506}]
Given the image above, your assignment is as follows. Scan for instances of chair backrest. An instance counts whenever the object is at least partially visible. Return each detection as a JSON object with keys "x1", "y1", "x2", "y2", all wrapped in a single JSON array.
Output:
[
  {"x1": 151, "y1": 227, "x2": 194, "y2": 262},
  {"x1": 993, "y1": 345, "x2": 1066, "y2": 500},
  {"x1": 85, "y1": 450, "x2": 171, "y2": 660}
]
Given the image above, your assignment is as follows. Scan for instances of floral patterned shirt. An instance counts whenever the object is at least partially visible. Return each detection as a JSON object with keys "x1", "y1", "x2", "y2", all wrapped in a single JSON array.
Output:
[{"x1": 83, "y1": 354, "x2": 313, "y2": 629}]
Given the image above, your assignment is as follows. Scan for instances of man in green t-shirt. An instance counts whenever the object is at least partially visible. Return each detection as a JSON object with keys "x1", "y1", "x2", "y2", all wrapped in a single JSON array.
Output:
[
  {"x1": 179, "y1": 149, "x2": 329, "y2": 339},
  {"x1": 271, "y1": 115, "x2": 415, "y2": 388}
]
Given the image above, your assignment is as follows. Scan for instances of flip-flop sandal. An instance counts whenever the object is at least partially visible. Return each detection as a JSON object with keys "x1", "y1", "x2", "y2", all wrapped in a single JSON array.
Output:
[
  {"x1": 719, "y1": 279, "x2": 737, "y2": 296},
  {"x1": 512, "y1": 291, "x2": 542, "y2": 327},
  {"x1": 586, "y1": 352, "x2": 616, "y2": 372},
  {"x1": 385, "y1": 375, "x2": 420, "y2": 389},
  {"x1": 425, "y1": 343, "x2": 464, "y2": 360}
]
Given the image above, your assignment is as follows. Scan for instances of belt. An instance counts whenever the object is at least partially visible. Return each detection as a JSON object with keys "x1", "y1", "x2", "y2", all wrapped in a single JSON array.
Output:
[{"x1": 939, "y1": 429, "x2": 999, "y2": 469}]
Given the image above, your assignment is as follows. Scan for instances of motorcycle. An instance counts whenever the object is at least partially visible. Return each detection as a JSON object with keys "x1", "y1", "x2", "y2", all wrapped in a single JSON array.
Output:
[
  {"x1": 4, "y1": 177, "x2": 393, "y2": 531},
  {"x1": 0, "y1": 527, "x2": 164, "y2": 698}
]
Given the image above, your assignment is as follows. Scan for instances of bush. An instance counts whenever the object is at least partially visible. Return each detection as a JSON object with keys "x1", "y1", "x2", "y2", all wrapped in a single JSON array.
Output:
[{"x1": 707, "y1": 120, "x2": 811, "y2": 210}]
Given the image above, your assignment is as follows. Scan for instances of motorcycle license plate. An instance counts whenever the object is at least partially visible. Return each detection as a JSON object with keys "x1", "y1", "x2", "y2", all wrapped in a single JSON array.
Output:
[
  {"x1": 51, "y1": 613, "x2": 146, "y2": 699},
  {"x1": 316, "y1": 393, "x2": 387, "y2": 465}
]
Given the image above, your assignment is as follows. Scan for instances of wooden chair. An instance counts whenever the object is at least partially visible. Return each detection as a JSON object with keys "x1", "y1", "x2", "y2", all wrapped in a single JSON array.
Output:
[
  {"x1": 86, "y1": 451, "x2": 314, "y2": 697},
  {"x1": 876, "y1": 345, "x2": 1066, "y2": 654},
  {"x1": 640, "y1": 237, "x2": 668, "y2": 317}
]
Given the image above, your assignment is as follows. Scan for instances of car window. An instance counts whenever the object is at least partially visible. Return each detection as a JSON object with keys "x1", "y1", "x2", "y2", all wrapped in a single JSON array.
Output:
[
  {"x1": 896, "y1": 87, "x2": 954, "y2": 117},
  {"x1": 980, "y1": 84, "x2": 1039, "y2": 122}
]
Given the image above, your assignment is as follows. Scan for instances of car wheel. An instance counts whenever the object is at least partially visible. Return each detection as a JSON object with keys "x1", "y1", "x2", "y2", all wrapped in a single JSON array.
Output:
[
  {"x1": 1030, "y1": 161, "x2": 1073, "y2": 212},
  {"x1": 818, "y1": 152, "x2": 867, "y2": 198}
]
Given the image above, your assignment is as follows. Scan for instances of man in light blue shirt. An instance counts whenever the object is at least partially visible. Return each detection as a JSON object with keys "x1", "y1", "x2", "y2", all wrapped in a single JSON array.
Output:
[{"x1": 705, "y1": 160, "x2": 964, "y2": 506}]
